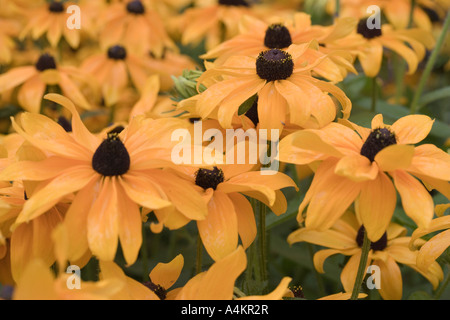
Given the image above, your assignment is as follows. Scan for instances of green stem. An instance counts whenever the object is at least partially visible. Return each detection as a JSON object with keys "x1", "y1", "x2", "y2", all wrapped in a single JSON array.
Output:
[
  {"x1": 258, "y1": 201, "x2": 268, "y2": 289},
  {"x1": 196, "y1": 232, "x2": 203, "y2": 275},
  {"x1": 434, "y1": 265, "x2": 450, "y2": 300},
  {"x1": 371, "y1": 77, "x2": 377, "y2": 113},
  {"x1": 410, "y1": 10, "x2": 450, "y2": 114},
  {"x1": 335, "y1": 0, "x2": 340, "y2": 18},
  {"x1": 350, "y1": 229, "x2": 371, "y2": 300},
  {"x1": 307, "y1": 244, "x2": 326, "y2": 297}
]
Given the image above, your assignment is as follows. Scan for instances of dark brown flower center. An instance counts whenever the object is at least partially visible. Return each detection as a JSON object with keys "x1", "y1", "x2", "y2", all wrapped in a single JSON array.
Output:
[
  {"x1": 290, "y1": 285, "x2": 305, "y2": 299},
  {"x1": 143, "y1": 280, "x2": 167, "y2": 300},
  {"x1": 195, "y1": 167, "x2": 224, "y2": 190},
  {"x1": 264, "y1": 24, "x2": 292, "y2": 49},
  {"x1": 356, "y1": 225, "x2": 387, "y2": 251},
  {"x1": 360, "y1": 128, "x2": 396, "y2": 162},
  {"x1": 188, "y1": 117, "x2": 201, "y2": 124},
  {"x1": 35, "y1": 53, "x2": 57, "y2": 71},
  {"x1": 357, "y1": 18, "x2": 382, "y2": 39},
  {"x1": 256, "y1": 49, "x2": 294, "y2": 82},
  {"x1": 92, "y1": 133, "x2": 130, "y2": 176},
  {"x1": 49, "y1": 1, "x2": 64, "y2": 13},
  {"x1": 126, "y1": 0, "x2": 145, "y2": 14},
  {"x1": 218, "y1": 0, "x2": 249, "y2": 7},
  {"x1": 107, "y1": 45, "x2": 127, "y2": 60}
]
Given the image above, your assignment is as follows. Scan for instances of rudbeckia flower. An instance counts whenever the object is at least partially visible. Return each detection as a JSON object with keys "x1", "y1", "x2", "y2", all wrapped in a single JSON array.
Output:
[
  {"x1": 201, "y1": 13, "x2": 358, "y2": 82},
  {"x1": 179, "y1": 44, "x2": 351, "y2": 133},
  {"x1": 164, "y1": 162, "x2": 297, "y2": 261},
  {"x1": 0, "y1": 94, "x2": 208, "y2": 266},
  {"x1": 98, "y1": 0, "x2": 176, "y2": 58},
  {"x1": 279, "y1": 113, "x2": 450, "y2": 242},
  {"x1": 18, "y1": 0, "x2": 83, "y2": 49},
  {"x1": 410, "y1": 205, "x2": 450, "y2": 272},
  {"x1": 326, "y1": 17, "x2": 435, "y2": 77},
  {"x1": 0, "y1": 52, "x2": 93, "y2": 113},
  {"x1": 99, "y1": 253, "x2": 184, "y2": 300},
  {"x1": 287, "y1": 211, "x2": 444, "y2": 300},
  {"x1": 80, "y1": 44, "x2": 155, "y2": 107},
  {"x1": 174, "y1": 0, "x2": 258, "y2": 51},
  {"x1": 175, "y1": 246, "x2": 292, "y2": 300}
]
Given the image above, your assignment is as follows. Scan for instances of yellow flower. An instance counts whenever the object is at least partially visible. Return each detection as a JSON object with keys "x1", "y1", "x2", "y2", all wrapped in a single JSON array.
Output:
[
  {"x1": 201, "y1": 13, "x2": 358, "y2": 82},
  {"x1": 0, "y1": 52, "x2": 94, "y2": 112},
  {"x1": 410, "y1": 204, "x2": 450, "y2": 272},
  {"x1": 0, "y1": 94, "x2": 207, "y2": 266},
  {"x1": 326, "y1": 17, "x2": 435, "y2": 77},
  {"x1": 279, "y1": 113, "x2": 450, "y2": 241},
  {"x1": 80, "y1": 44, "x2": 152, "y2": 107},
  {"x1": 99, "y1": 254, "x2": 184, "y2": 300},
  {"x1": 154, "y1": 162, "x2": 297, "y2": 261},
  {"x1": 180, "y1": 44, "x2": 351, "y2": 133},
  {"x1": 175, "y1": 246, "x2": 292, "y2": 300},
  {"x1": 98, "y1": 0, "x2": 176, "y2": 58},
  {"x1": 288, "y1": 211, "x2": 444, "y2": 300},
  {"x1": 19, "y1": 0, "x2": 83, "y2": 49}
]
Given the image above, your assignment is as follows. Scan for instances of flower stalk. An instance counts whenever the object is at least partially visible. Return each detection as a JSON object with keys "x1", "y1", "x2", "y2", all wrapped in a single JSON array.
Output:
[{"x1": 350, "y1": 228, "x2": 371, "y2": 300}]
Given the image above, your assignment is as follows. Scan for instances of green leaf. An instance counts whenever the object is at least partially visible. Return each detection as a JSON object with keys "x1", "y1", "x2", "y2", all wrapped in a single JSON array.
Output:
[
  {"x1": 237, "y1": 94, "x2": 257, "y2": 116},
  {"x1": 419, "y1": 86, "x2": 450, "y2": 107},
  {"x1": 408, "y1": 290, "x2": 435, "y2": 300}
]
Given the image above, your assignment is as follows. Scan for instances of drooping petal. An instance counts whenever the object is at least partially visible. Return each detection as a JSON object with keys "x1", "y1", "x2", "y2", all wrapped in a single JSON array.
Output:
[
  {"x1": 257, "y1": 81, "x2": 287, "y2": 132},
  {"x1": 417, "y1": 229, "x2": 450, "y2": 272},
  {"x1": 357, "y1": 171, "x2": 397, "y2": 242},
  {"x1": 197, "y1": 191, "x2": 238, "y2": 261},
  {"x1": 408, "y1": 144, "x2": 450, "y2": 181},
  {"x1": 227, "y1": 193, "x2": 256, "y2": 250},
  {"x1": 17, "y1": 75, "x2": 46, "y2": 113},
  {"x1": 335, "y1": 154, "x2": 379, "y2": 182},
  {"x1": 392, "y1": 170, "x2": 434, "y2": 229},
  {"x1": 374, "y1": 257, "x2": 403, "y2": 300}
]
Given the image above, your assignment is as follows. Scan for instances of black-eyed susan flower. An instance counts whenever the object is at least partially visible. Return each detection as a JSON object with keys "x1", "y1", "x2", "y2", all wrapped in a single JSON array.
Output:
[
  {"x1": 80, "y1": 44, "x2": 155, "y2": 107},
  {"x1": 175, "y1": 246, "x2": 292, "y2": 300},
  {"x1": 179, "y1": 44, "x2": 351, "y2": 133},
  {"x1": 279, "y1": 113, "x2": 450, "y2": 242},
  {"x1": 0, "y1": 94, "x2": 208, "y2": 266},
  {"x1": 0, "y1": 52, "x2": 94, "y2": 113},
  {"x1": 19, "y1": 0, "x2": 83, "y2": 49},
  {"x1": 163, "y1": 162, "x2": 297, "y2": 262},
  {"x1": 98, "y1": 0, "x2": 176, "y2": 58},
  {"x1": 326, "y1": 17, "x2": 435, "y2": 77},
  {"x1": 99, "y1": 253, "x2": 184, "y2": 300},
  {"x1": 288, "y1": 211, "x2": 444, "y2": 300},
  {"x1": 201, "y1": 13, "x2": 358, "y2": 82},
  {"x1": 410, "y1": 205, "x2": 450, "y2": 272}
]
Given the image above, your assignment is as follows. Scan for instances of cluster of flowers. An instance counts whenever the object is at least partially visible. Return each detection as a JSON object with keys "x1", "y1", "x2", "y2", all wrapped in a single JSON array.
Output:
[{"x1": 0, "y1": 0, "x2": 449, "y2": 300}]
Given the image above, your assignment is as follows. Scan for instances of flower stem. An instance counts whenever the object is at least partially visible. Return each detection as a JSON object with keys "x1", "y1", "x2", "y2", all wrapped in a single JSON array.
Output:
[
  {"x1": 410, "y1": 10, "x2": 450, "y2": 114},
  {"x1": 371, "y1": 77, "x2": 377, "y2": 113},
  {"x1": 350, "y1": 229, "x2": 371, "y2": 300},
  {"x1": 258, "y1": 200, "x2": 268, "y2": 290}
]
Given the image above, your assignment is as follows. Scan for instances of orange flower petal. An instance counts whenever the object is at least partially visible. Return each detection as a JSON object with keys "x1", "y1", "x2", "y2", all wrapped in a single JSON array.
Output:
[
  {"x1": 391, "y1": 114, "x2": 434, "y2": 144},
  {"x1": 374, "y1": 144, "x2": 415, "y2": 172},
  {"x1": 149, "y1": 254, "x2": 184, "y2": 290},
  {"x1": 335, "y1": 154, "x2": 379, "y2": 182}
]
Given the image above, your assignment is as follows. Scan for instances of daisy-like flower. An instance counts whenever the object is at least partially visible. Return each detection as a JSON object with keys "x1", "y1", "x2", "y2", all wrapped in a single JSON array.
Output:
[
  {"x1": 98, "y1": 0, "x2": 176, "y2": 58},
  {"x1": 410, "y1": 204, "x2": 450, "y2": 272},
  {"x1": 165, "y1": 162, "x2": 297, "y2": 261},
  {"x1": 325, "y1": 16, "x2": 435, "y2": 77},
  {"x1": 179, "y1": 44, "x2": 351, "y2": 133},
  {"x1": 0, "y1": 52, "x2": 93, "y2": 113},
  {"x1": 80, "y1": 44, "x2": 153, "y2": 107},
  {"x1": 174, "y1": 0, "x2": 258, "y2": 51},
  {"x1": 287, "y1": 211, "x2": 444, "y2": 300},
  {"x1": 201, "y1": 13, "x2": 358, "y2": 82},
  {"x1": 175, "y1": 246, "x2": 292, "y2": 300},
  {"x1": 99, "y1": 253, "x2": 184, "y2": 300},
  {"x1": 18, "y1": 0, "x2": 83, "y2": 49},
  {"x1": 279, "y1": 113, "x2": 450, "y2": 242},
  {"x1": 0, "y1": 94, "x2": 208, "y2": 266}
]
